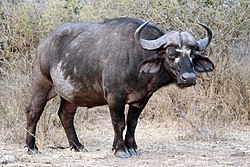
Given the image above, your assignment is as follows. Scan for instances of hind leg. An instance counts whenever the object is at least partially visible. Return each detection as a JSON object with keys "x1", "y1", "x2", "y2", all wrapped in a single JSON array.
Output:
[
  {"x1": 58, "y1": 97, "x2": 85, "y2": 151},
  {"x1": 26, "y1": 73, "x2": 53, "y2": 154}
]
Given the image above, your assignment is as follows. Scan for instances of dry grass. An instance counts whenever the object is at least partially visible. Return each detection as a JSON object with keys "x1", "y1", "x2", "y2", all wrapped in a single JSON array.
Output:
[
  {"x1": 1, "y1": 112, "x2": 250, "y2": 166},
  {"x1": 0, "y1": 0, "x2": 249, "y2": 154}
]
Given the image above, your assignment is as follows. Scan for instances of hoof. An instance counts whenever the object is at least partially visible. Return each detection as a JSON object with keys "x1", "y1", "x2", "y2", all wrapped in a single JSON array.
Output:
[
  {"x1": 114, "y1": 149, "x2": 132, "y2": 158},
  {"x1": 128, "y1": 148, "x2": 140, "y2": 156},
  {"x1": 27, "y1": 148, "x2": 42, "y2": 155},
  {"x1": 70, "y1": 145, "x2": 87, "y2": 152},
  {"x1": 79, "y1": 148, "x2": 88, "y2": 152}
]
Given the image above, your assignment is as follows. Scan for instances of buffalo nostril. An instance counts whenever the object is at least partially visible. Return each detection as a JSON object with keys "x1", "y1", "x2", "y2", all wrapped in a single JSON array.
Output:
[
  {"x1": 180, "y1": 72, "x2": 196, "y2": 82},
  {"x1": 181, "y1": 75, "x2": 187, "y2": 81}
]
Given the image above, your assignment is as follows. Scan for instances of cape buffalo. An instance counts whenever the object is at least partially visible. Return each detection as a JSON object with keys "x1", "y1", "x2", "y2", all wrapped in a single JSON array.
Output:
[{"x1": 26, "y1": 17, "x2": 214, "y2": 158}]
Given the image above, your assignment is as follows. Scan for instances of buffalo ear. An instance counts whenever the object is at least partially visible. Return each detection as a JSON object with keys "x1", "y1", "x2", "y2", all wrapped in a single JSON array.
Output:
[
  {"x1": 138, "y1": 58, "x2": 162, "y2": 74},
  {"x1": 192, "y1": 54, "x2": 214, "y2": 72}
]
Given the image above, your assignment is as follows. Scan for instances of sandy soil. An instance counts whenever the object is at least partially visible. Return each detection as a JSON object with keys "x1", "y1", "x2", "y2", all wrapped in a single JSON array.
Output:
[{"x1": 1, "y1": 110, "x2": 250, "y2": 167}]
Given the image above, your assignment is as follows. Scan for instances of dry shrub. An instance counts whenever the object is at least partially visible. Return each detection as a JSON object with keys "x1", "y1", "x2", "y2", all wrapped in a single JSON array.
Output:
[
  {"x1": 0, "y1": 53, "x2": 32, "y2": 143},
  {"x1": 0, "y1": 0, "x2": 249, "y2": 144}
]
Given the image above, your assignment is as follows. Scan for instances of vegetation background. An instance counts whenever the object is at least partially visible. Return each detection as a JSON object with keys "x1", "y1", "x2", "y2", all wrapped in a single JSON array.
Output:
[{"x1": 0, "y1": 0, "x2": 249, "y2": 166}]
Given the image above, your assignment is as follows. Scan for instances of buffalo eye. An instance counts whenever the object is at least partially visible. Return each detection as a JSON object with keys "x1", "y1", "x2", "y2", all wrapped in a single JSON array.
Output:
[{"x1": 168, "y1": 47, "x2": 179, "y2": 61}]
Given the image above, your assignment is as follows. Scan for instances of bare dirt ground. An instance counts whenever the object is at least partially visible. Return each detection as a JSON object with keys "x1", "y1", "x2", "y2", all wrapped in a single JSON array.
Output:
[{"x1": 1, "y1": 108, "x2": 250, "y2": 167}]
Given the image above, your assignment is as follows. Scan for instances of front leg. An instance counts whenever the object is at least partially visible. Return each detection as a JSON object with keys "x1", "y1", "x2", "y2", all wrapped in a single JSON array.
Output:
[
  {"x1": 125, "y1": 95, "x2": 150, "y2": 157},
  {"x1": 108, "y1": 96, "x2": 131, "y2": 158},
  {"x1": 125, "y1": 105, "x2": 144, "y2": 156}
]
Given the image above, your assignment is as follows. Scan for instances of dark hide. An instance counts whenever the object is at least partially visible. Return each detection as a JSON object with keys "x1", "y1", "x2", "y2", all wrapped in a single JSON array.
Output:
[{"x1": 25, "y1": 17, "x2": 214, "y2": 158}]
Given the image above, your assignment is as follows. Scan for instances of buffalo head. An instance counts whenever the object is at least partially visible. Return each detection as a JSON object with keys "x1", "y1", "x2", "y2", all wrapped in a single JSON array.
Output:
[{"x1": 135, "y1": 21, "x2": 214, "y2": 87}]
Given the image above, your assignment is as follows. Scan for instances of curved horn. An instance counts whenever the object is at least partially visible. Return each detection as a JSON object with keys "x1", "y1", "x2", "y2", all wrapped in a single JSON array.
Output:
[
  {"x1": 196, "y1": 21, "x2": 213, "y2": 51},
  {"x1": 134, "y1": 21, "x2": 168, "y2": 50}
]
